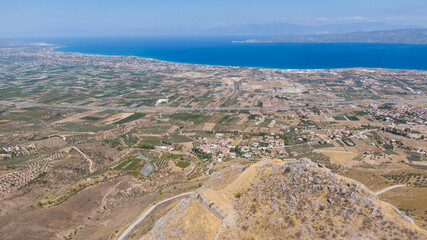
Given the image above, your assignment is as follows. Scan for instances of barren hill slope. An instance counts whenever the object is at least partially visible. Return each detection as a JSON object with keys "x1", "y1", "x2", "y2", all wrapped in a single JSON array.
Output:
[{"x1": 142, "y1": 159, "x2": 426, "y2": 240}]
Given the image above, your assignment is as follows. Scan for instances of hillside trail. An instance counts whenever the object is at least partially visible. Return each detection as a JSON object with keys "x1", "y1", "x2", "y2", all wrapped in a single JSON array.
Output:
[
  {"x1": 376, "y1": 184, "x2": 407, "y2": 195},
  {"x1": 117, "y1": 191, "x2": 194, "y2": 240}
]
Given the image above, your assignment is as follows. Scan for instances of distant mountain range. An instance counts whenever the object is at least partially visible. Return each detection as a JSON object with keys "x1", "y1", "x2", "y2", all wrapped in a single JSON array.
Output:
[
  {"x1": 2, "y1": 22, "x2": 421, "y2": 38},
  {"x1": 107, "y1": 22, "x2": 422, "y2": 37},
  {"x1": 236, "y1": 28, "x2": 427, "y2": 44},
  {"x1": 202, "y1": 22, "x2": 419, "y2": 36}
]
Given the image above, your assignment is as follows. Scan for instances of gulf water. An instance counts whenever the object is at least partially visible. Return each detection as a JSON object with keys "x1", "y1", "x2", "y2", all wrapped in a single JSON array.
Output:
[{"x1": 40, "y1": 36, "x2": 427, "y2": 70}]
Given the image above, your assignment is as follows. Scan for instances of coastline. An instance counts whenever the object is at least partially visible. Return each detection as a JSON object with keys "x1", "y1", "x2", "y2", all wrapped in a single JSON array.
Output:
[
  {"x1": 44, "y1": 40, "x2": 427, "y2": 71},
  {"x1": 232, "y1": 40, "x2": 427, "y2": 45}
]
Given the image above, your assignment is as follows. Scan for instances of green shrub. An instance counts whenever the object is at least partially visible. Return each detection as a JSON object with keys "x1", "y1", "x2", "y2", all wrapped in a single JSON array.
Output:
[{"x1": 176, "y1": 161, "x2": 190, "y2": 168}]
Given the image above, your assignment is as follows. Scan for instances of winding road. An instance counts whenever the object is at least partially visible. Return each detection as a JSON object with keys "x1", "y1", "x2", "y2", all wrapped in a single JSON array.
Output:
[
  {"x1": 376, "y1": 185, "x2": 407, "y2": 196},
  {"x1": 117, "y1": 191, "x2": 194, "y2": 240},
  {"x1": 61, "y1": 146, "x2": 94, "y2": 173}
]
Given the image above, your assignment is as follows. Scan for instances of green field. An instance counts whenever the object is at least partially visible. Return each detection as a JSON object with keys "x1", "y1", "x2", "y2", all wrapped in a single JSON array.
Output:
[
  {"x1": 176, "y1": 161, "x2": 190, "y2": 168},
  {"x1": 114, "y1": 113, "x2": 146, "y2": 124},
  {"x1": 333, "y1": 115, "x2": 347, "y2": 121}
]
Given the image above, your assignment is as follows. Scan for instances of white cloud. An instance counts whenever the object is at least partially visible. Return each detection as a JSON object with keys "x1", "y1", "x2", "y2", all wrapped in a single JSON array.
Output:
[{"x1": 337, "y1": 16, "x2": 365, "y2": 21}]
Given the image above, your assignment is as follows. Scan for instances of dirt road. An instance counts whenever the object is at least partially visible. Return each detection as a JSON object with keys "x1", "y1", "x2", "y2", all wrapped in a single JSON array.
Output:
[{"x1": 117, "y1": 191, "x2": 194, "y2": 240}]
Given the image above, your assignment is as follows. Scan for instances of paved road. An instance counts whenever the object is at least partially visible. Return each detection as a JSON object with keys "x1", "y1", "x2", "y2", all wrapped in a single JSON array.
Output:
[
  {"x1": 1, "y1": 99, "x2": 426, "y2": 113},
  {"x1": 313, "y1": 149, "x2": 352, "y2": 153},
  {"x1": 376, "y1": 185, "x2": 407, "y2": 196},
  {"x1": 117, "y1": 191, "x2": 194, "y2": 240}
]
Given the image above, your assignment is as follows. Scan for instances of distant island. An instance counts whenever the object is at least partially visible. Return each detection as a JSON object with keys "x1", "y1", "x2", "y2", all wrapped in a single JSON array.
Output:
[{"x1": 235, "y1": 28, "x2": 427, "y2": 44}]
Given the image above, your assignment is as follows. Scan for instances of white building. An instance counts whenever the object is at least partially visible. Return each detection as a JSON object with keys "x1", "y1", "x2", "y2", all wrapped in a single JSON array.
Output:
[{"x1": 156, "y1": 99, "x2": 168, "y2": 104}]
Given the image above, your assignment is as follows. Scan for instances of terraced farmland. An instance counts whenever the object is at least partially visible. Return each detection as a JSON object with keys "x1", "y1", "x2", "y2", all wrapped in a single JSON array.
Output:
[{"x1": 0, "y1": 152, "x2": 65, "y2": 193}]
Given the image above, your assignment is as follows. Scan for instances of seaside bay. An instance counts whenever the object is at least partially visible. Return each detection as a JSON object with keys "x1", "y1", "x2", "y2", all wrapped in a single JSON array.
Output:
[{"x1": 43, "y1": 36, "x2": 427, "y2": 70}]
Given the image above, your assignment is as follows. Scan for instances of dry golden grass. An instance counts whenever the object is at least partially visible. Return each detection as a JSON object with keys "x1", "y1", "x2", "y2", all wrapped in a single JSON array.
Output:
[
  {"x1": 380, "y1": 187, "x2": 427, "y2": 230},
  {"x1": 202, "y1": 123, "x2": 215, "y2": 131},
  {"x1": 315, "y1": 150, "x2": 358, "y2": 165},
  {"x1": 53, "y1": 110, "x2": 101, "y2": 124},
  {"x1": 100, "y1": 112, "x2": 133, "y2": 125}
]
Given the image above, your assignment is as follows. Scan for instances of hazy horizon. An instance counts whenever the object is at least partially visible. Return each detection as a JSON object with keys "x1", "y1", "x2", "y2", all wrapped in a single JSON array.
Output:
[{"x1": 1, "y1": 0, "x2": 427, "y2": 38}]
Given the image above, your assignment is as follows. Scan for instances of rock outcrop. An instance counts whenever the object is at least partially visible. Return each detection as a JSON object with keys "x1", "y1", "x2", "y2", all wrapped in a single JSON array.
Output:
[{"x1": 143, "y1": 159, "x2": 427, "y2": 239}]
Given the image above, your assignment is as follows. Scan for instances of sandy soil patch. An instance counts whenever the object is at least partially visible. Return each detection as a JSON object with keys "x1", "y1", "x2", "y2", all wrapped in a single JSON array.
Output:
[
  {"x1": 206, "y1": 114, "x2": 223, "y2": 123},
  {"x1": 260, "y1": 127, "x2": 269, "y2": 133},
  {"x1": 53, "y1": 110, "x2": 100, "y2": 124},
  {"x1": 172, "y1": 72, "x2": 208, "y2": 78},
  {"x1": 181, "y1": 142, "x2": 194, "y2": 149},
  {"x1": 317, "y1": 151, "x2": 359, "y2": 165},
  {"x1": 236, "y1": 114, "x2": 249, "y2": 125},
  {"x1": 410, "y1": 161, "x2": 427, "y2": 166},
  {"x1": 9, "y1": 109, "x2": 27, "y2": 113},
  {"x1": 101, "y1": 112, "x2": 134, "y2": 125},
  {"x1": 380, "y1": 187, "x2": 427, "y2": 230},
  {"x1": 202, "y1": 123, "x2": 216, "y2": 131}
]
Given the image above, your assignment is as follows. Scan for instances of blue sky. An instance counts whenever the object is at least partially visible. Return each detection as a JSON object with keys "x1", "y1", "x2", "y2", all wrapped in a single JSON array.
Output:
[{"x1": 1, "y1": 0, "x2": 426, "y2": 37}]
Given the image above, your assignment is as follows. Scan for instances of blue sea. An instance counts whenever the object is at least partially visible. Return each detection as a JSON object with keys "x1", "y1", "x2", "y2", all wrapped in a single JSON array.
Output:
[{"x1": 38, "y1": 36, "x2": 427, "y2": 70}]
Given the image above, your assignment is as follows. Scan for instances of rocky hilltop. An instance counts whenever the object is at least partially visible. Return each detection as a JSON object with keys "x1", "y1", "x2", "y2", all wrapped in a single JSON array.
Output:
[{"x1": 142, "y1": 159, "x2": 426, "y2": 240}]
